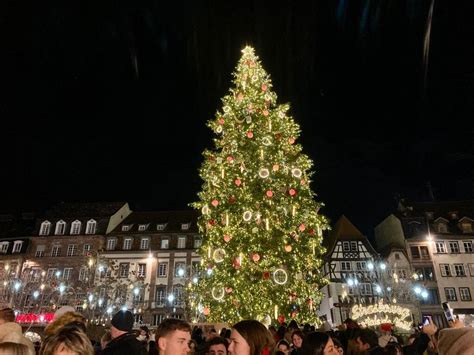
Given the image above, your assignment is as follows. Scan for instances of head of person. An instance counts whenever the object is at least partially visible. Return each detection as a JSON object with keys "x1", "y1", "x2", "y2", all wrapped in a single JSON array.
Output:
[
  {"x1": 292, "y1": 330, "x2": 304, "y2": 349},
  {"x1": 110, "y1": 310, "x2": 134, "y2": 339},
  {"x1": 229, "y1": 320, "x2": 274, "y2": 355},
  {"x1": 438, "y1": 327, "x2": 474, "y2": 355},
  {"x1": 300, "y1": 332, "x2": 338, "y2": 355},
  {"x1": 40, "y1": 328, "x2": 94, "y2": 355},
  {"x1": 354, "y1": 329, "x2": 378, "y2": 352},
  {"x1": 331, "y1": 338, "x2": 343, "y2": 355},
  {"x1": 383, "y1": 342, "x2": 402, "y2": 355},
  {"x1": 156, "y1": 318, "x2": 192, "y2": 355},
  {"x1": 207, "y1": 336, "x2": 228, "y2": 355},
  {"x1": 0, "y1": 342, "x2": 30, "y2": 355},
  {"x1": 44, "y1": 312, "x2": 87, "y2": 337},
  {"x1": 100, "y1": 331, "x2": 112, "y2": 350},
  {"x1": 138, "y1": 326, "x2": 150, "y2": 341},
  {"x1": 276, "y1": 340, "x2": 290, "y2": 355},
  {"x1": 0, "y1": 308, "x2": 15, "y2": 324}
]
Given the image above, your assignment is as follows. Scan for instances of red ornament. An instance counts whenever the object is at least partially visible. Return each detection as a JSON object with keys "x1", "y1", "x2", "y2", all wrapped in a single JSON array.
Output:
[
  {"x1": 266, "y1": 190, "x2": 273, "y2": 198},
  {"x1": 289, "y1": 292, "x2": 297, "y2": 300},
  {"x1": 208, "y1": 219, "x2": 216, "y2": 226},
  {"x1": 306, "y1": 298, "x2": 313, "y2": 305},
  {"x1": 203, "y1": 307, "x2": 210, "y2": 316},
  {"x1": 234, "y1": 179, "x2": 242, "y2": 187},
  {"x1": 289, "y1": 137, "x2": 295, "y2": 144},
  {"x1": 227, "y1": 155, "x2": 234, "y2": 163},
  {"x1": 218, "y1": 118, "x2": 225, "y2": 125},
  {"x1": 309, "y1": 229, "x2": 315, "y2": 235},
  {"x1": 225, "y1": 287, "x2": 233, "y2": 294},
  {"x1": 263, "y1": 109, "x2": 269, "y2": 117},
  {"x1": 233, "y1": 258, "x2": 241, "y2": 269},
  {"x1": 262, "y1": 83, "x2": 267, "y2": 91},
  {"x1": 247, "y1": 131, "x2": 254, "y2": 139},
  {"x1": 252, "y1": 253, "x2": 261, "y2": 262},
  {"x1": 291, "y1": 311, "x2": 297, "y2": 318},
  {"x1": 223, "y1": 234, "x2": 232, "y2": 242},
  {"x1": 228, "y1": 196, "x2": 236, "y2": 204},
  {"x1": 289, "y1": 188, "x2": 297, "y2": 196},
  {"x1": 277, "y1": 314, "x2": 286, "y2": 324},
  {"x1": 211, "y1": 199, "x2": 219, "y2": 207},
  {"x1": 299, "y1": 224, "x2": 306, "y2": 232},
  {"x1": 262, "y1": 271, "x2": 270, "y2": 280},
  {"x1": 301, "y1": 179, "x2": 306, "y2": 185}
]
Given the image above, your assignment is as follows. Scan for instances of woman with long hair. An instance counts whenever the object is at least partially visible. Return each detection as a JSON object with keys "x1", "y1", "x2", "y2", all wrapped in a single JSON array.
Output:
[{"x1": 228, "y1": 320, "x2": 274, "y2": 355}]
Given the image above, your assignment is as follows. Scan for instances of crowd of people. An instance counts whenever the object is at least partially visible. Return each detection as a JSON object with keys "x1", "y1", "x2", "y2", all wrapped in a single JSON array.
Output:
[{"x1": 0, "y1": 306, "x2": 472, "y2": 355}]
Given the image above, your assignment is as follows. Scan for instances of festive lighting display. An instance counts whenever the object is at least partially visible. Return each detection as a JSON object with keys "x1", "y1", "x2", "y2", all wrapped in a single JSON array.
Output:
[
  {"x1": 351, "y1": 301, "x2": 412, "y2": 330},
  {"x1": 191, "y1": 46, "x2": 329, "y2": 324}
]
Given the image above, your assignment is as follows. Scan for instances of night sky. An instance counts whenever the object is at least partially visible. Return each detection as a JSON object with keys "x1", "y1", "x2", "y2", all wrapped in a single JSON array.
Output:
[{"x1": 2, "y1": 1, "x2": 473, "y2": 236}]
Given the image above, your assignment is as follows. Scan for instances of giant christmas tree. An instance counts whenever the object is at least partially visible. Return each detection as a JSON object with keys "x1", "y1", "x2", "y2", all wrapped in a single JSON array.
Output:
[{"x1": 191, "y1": 46, "x2": 329, "y2": 325}]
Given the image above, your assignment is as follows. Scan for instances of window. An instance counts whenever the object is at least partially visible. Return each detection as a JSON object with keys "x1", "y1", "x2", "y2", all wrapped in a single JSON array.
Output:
[
  {"x1": 469, "y1": 264, "x2": 474, "y2": 276},
  {"x1": 415, "y1": 267, "x2": 435, "y2": 281},
  {"x1": 350, "y1": 242, "x2": 357, "y2": 251},
  {"x1": 177, "y1": 236, "x2": 186, "y2": 249},
  {"x1": 410, "y1": 246, "x2": 420, "y2": 259},
  {"x1": 46, "y1": 268, "x2": 57, "y2": 280},
  {"x1": 395, "y1": 253, "x2": 400, "y2": 260},
  {"x1": 342, "y1": 242, "x2": 350, "y2": 251},
  {"x1": 67, "y1": 244, "x2": 77, "y2": 257},
  {"x1": 158, "y1": 263, "x2": 168, "y2": 277},
  {"x1": 29, "y1": 268, "x2": 42, "y2": 282},
  {"x1": 181, "y1": 223, "x2": 190, "y2": 230},
  {"x1": 51, "y1": 245, "x2": 61, "y2": 257},
  {"x1": 140, "y1": 238, "x2": 149, "y2": 250},
  {"x1": 173, "y1": 285, "x2": 184, "y2": 306},
  {"x1": 460, "y1": 287, "x2": 472, "y2": 301},
  {"x1": 420, "y1": 288, "x2": 440, "y2": 305},
  {"x1": 437, "y1": 223, "x2": 448, "y2": 233},
  {"x1": 445, "y1": 288, "x2": 457, "y2": 301},
  {"x1": 157, "y1": 223, "x2": 167, "y2": 231},
  {"x1": 454, "y1": 264, "x2": 466, "y2": 277},
  {"x1": 35, "y1": 245, "x2": 45, "y2": 257},
  {"x1": 191, "y1": 261, "x2": 200, "y2": 275},
  {"x1": 138, "y1": 224, "x2": 148, "y2": 231},
  {"x1": 356, "y1": 262, "x2": 366, "y2": 271},
  {"x1": 78, "y1": 267, "x2": 88, "y2": 281},
  {"x1": 440, "y1": 264, "x2": 451, "y2": 277},
  {"x1": 449, "y1": 241, "x2": 460, "y2": 253},
  {"x1": 397, "y1": 269, "x2": 408, "y2": 279},
  {"x1": 138, "y1": 264, "x2": 146, "y2": 277},
  {"x1": 119, "y1": 263, "x2": 129, "y2": 278},
  {"x1": 194, "y1": 236, "x2": 202, "y2": 248},
  {"x1": 39, "y1": 221, "x2": 51, "y2": 235},
  {"x1": 106, "y1": 238, "x2": 116, "y2": 250},
  {"x1": 463, "y1": 241, "x2": 473, "y2": 253},
  {"x1": 420, "y1": 246, "x2": 430, "y2": 259},
  {"x1": 85, "y1": 219, "x2": 96, "y2": 234},
  {"x1": 360, "y1": 283, "x2": 372, "y2": 295},
  {"x1": 63, "y1": 268, "x2": 73, "y2": 280},
  {"x1": 0, "y1": 242, "x2": 8, "y2": 254},
  {"x1": 153, "y1": 314, "x2": 166, "y2": 326},
  {"x1": 341, "y1": 262, "x2": 351, "y2": 271},
  {"x1": 55, "y1": 220, "x2": 66, "y2": 235},
  {"x1": 70, "y1": 220, "x2": 81, "y2": 235},
  {"x1": 461, "y1": 223, "x2": 473, "y2": 233},
  {"x1": 83, "y1": 244, "x2": 91, "y2": 255},
  {"x1": 155, "y1": 286, "x2": 167, "y2": 306},
  {"x1": 12, "y1": 241, "x2": 22, "y2": 253},
  {"x1": 435, "y1": 242, "x2": 446, "y2": 253},
  {"x1": 121, "y1": 225, "x2": 131, "y2": 232},
  {"x1": 123, "y1": 238, "x2": 132, "y2": 250},
  {"x1": 161, "y1": 238, "x2": 169, "y2": 249},
  {"x1": 175, "y1": 262, "x2": 186, "y2": 277}
]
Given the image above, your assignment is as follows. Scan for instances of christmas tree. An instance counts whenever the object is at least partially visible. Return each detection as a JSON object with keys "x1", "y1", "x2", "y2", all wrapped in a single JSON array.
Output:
[{"x1": 191, "y1": 46, "x2": 329, "y2": 325}]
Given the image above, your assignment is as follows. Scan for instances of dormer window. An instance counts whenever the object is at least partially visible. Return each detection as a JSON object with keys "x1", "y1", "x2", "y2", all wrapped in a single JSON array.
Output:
[
  {"x1": 12, "y1": 241, "x2": 23, "y2": 253},
  {"x1": 55, "y1": 220, "x2": 66, "y2": 235},
  {"x1": 0, "y1": 242, "x2": 9, "y2": 254},
  {"x1": 181, "y1": 223, "x2": 191, "y2": 231},
  {"x1": 85, "y1": 219, "x2": 97, "y2": 234},
  {"x1": 39, "y1": 221, "x2": 51, "y2": 236},
  {"x1": 121, "y1": 225, "x2": 131, "y2": 232},
  {"x1": 70, "y1": 220, "x2": 81, "y2": 235},
  {"x1": 138, "y1": 224, "x2": 148, "y2": 231},
  {"x1": 157, "y1": 223, "x2": 167, "y2": 231},
  {"x1": 437, "y1": 223, "x2": 448, "y2": 233}
]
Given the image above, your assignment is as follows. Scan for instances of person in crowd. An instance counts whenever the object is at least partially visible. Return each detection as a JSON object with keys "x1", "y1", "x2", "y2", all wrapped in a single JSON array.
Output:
[
  {"x1": 219, "y1": 328, "x2": 227, "y2": 338},
  {"x1": 137, "y1": 326, "x2": 150, "y2": 351},
  {"x1": 148, "y1": 333, "x2": 158, "y2": 355},
  {"x1": 382, "y1": 343, "x2": 402, "y2": 355},
  {"x1": 402, "y1": 318, "x2": 435, "y2": 355},
  {"x1": 207, "y1": 336, "x2": 228, "y2": 355},
  {"x1": 291, "y1": 330, "x2": 304, "y2": 355},
  {"x1": 378, "y1": 324, "x2": 397, "y2": 348},
  {"x1": 228, "y1": 320, "x2": 274, "y2": 355},
  {"x1": 285, "y1": 321, "x2": 300, "y2": 344},
  {"x1": 299, "y1": 332, "x2": 339, "y2": 355},
  {"x1": 353, "y1": 329, "x2": 383, "y2": 355},
  {"x1": 331, "y1": 338, "x2": 343, "y2": 355},
  {"x1": 156, "y1": 318, "x2": 192, "y2": 355},
  {"x1": 100, "y1": 331, "x2": 112, "y2": 351},
  {"x1": 437, "y1": 321, "x2": 474, "y2": 355},
  {"x1": 44, "y1": 311, "x2": 87, "y2": 337},
  {"x1": 276, "y1": 339, "x2": 291, "y2": 355},
  {"x1": 102, "y1": 310, "x2": 147, "y2": 355},
  {"x1": 0, "y1": 307, "x2": 35, "y2": 355},
  {"x1": 40, "y1": 328, "x2": 94, "y2": 355},
  {"x1": 0, "y1": 342, "x2": 31, "y2": 355}
]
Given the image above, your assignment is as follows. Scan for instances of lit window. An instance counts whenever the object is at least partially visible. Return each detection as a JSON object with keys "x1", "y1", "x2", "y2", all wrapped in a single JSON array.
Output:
[
  {"x1": 181, "y1": 223, "x2": 190, "y2": 231},
  {"x1": 85, "y1": 220, "x2": 97, "y2": 234},
  {"x1": 341, "y1": 262, "x2": 351, "y2": 271},
  {"x1": 39, "y1": 221, "x2": 51, "y2": 235},
  {"x1": 460, "y1": 287, "x2": 472, "y2": 301},
  {"x1": 177, "y1": 236, "x2": 186, "y2": 249},
  {"x1": 138, "y1": 264, "x2": 146, "y2": 277},
  {"x1": 63, "y1": 268, "x2": 73, "y2": 280},
  {"x1": 67, "y1": 244, "x2": 77, "y2": 256},
  {"x1": 138, "y1": 224, "x2": 148, "y2": 231},
  {"x1": 175, "y1": 262, "x2": 186, "y2": 277},
  {"x1": 123, "y1": 238, "x2": 132, "y2": 250},
  {"x1": 121, "y1": 225, "x2": 131, "y2": 232},
  {"x1": 157, "y1": 224, "x2": 167, "y2": 231},
  {"x1": 461, "y1": 223, "x2": 472, "y2": 233},
  {"x1": 51, "y1": 245, "x2": 61, "y2": 257},
  {"x1": 140, "y1": 238, "x2": 149, "y2": 250},
  {"x1": 194, "y1": 236, "x2": 202, "y2": 248},
  {"x1": 106, "y1": 239, "x2": 116, "y2": 250},
  {"x1": 158, "y1": 263, "x2": 168, "y2": 277},
  {"x1": 55, "y1": 221, "x2": 66, "y2": 235},
  {"x1": 70, "y1": 220, "x2": 81, "y2": 235},
  {"x1": 83, "y1": 244, "x2": 91, "y2": 255},
  {"x1": 12, "y1": 241, "x2": 22, "y2": 253},
  {"x1": 78, "y1": 268, "x2": 88, "y2": 281},
  {"x1": 454, "y1": 264, "x2": 465, "y2": 277},
  {"x1": 445, "y1": 288, "x2": 457, "y2": 301},
  {"x1": 119, "y1": 263, "x2": 129, "y2": 278},
  {"x1": 161, "y1": 239, "x2": 169, "y2": 249},
  {"x1": 440, "y1": 264, "x2": 451, "y2": 277},
  {"x1": 342, "y1": 242, "x2": 350, "y2": 251},
  {"x1": 35, "y1": 245, "x2": 45, "y2": 257},
  {"x1": 0, "y1": 242, "x2": 9, "y2": 254}
]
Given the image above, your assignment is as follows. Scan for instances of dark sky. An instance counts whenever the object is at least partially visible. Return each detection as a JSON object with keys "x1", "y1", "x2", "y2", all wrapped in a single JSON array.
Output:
[{"x1": 2, "y1": 0, "x2": 473, "y2": 236}]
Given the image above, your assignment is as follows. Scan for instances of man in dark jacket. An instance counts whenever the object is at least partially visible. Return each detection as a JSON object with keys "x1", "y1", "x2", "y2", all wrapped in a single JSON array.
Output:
[{"x1": 102, "y1": 310, "x2": 147, "y2": 355}]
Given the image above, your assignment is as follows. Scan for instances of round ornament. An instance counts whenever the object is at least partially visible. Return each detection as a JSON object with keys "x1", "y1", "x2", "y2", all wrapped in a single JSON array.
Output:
[
  {"x1": 218, "y1": 118, "x2": 225, "y2": 125},
  {"x1": 208, "y1": 219, "x2": 216, "y2": 226},
  {"x1": 213, "y1": 248, "x2": 226, "y2": 263},
  {"x1": 266, "y1": 190, "x2": 273, "y2": 198},
  {"x1": 263, "y1": 109, "x2": 269, "y2": 117},
  {"x1": 259, "y1": 168, "x2": 270, "y2": 178},
  {"x1": 211, "y1": 287, "x2": 225, "y2": 300},
  {"x1": 262, "y1": 83, "x2": 267, "y2": 91},
  {"x1": 227, "y1": 155, "x2": 234, "y2": 163},
  {"x1": 262, "y1": 271, "x2": 270, "y2": 280},
  {"x1": 235, "y1": 179, "x2": 242, "y2": 187},
  {"x1": 273, "y1": 269, "x2": 288, "y2": 285},
  {"x1": 237, "y1": 93, "x2": 244, "y2": 101},
  {"x1": 223, "y1": 106, "x2": 231, "y2": 113},
  {"x1": 228, "y1": 196, "x2": 236, "y2": 204},
  {"x1": 216, "y1": 126, "x2": 223, "y2": 133},
  {"x1": 277, "y1": 314, "x2": 286, "y2": 324},
  {"x1": 284, "y1": 245, "x2": 292, "y2": 252},
  {"x1": 251, "y1": 75, "x2": 258, "y2": 82},
  {"x1": 289, "y1": 137, "x2": 295, "y2": 145},
  {"x1": 247, "y1": 131, "x2": 254, "y2": 139},
  {"x1": 243, "y1": 211, "x2": 252, "y2": 221},
  {"x1": 223, "y1": 234, "x2": 232, "y2": 243},
  {"x1": 289, "y1": 188, "x2": 297, "y2": 196},
  {"x1": 299, "y1": 224, "x2": 306, "y2": 232},
  {"x1": 203, "y1": 307, "x2": 210, "y2": 316},
  {"x1": 262, "y1": 137, "x2": 272, "y2": 146},
  {"x1": 211, "y1": 199, "x2": 219, "y2": 207},
  {"x1": 309, "y1": 229, "x2": 315, "y2": 235},
  {"x1": 264, "y1": 93, "x2": 271, "y2": 101},
  {"x1": 225, "y1": 287, "x2": 233, "y2": 294},
  {"x1": 232, "y1": 258, "x2": 241, "y2": 269},
  {"x1": 272, "y1": 164, "x2": 280, "y2": 172},
  {"x1": 252, "y1": 253, "x2": 261, "y2": 262},
  {"x1": 291, "y1": 168, "x2": 302, "y2": 178},
  {"x1": 201, "y1": 205, "x2": 210, "y2": 215}
]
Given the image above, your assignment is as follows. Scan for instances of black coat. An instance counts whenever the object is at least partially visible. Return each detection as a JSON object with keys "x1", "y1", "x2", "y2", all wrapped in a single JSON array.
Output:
[{"x1": 102, "y1": 333, "x2": 148, "y2": 355}]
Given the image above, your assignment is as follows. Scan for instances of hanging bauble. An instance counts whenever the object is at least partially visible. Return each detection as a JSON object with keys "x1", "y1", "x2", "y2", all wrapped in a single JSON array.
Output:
[
  {"x1": 223, "y1": 234, "x2": 232, "y2": 243},
  {"x1": 201, "y1": 205, "x2": 210, "y2": 215},
  {"x1": 245, "y1": 116, "x2": 252, "y2": 124},
  {"x1": 309, "y1": 229, "x2": 315, "y2": 236},
  {"x1": 262, "y1": 83, "x2": 267, "y2": 91},
  {"x1": 223, "y1": 106, "x2": 231, "y2": 113},
  {"x1": 299, "y1": 224, "x2": 306, "y2": 232},
  {"x1": 259, "y1": 168, "x2": 269, "y2": 178},
  {"x1": 228, "y1": 196, "x2": 236, "y2": 204},
  {"x1": 306, "y1": 298, "x2": 313, "y2": 305},
  {"x1": 232, "y1": 258, "x2": 241, "y2": 269},
  {"x1": 277, "y1": 314, "x2": 286, "y2": 324},
  {"x1": 289, "y1": 292, "x2": 297, "y2": 301},
  {"x1": 203, "y1": 307, "x2": 210, "y2": 316},
  {"x1": 211, "y1": 199, "x2": 219, "y2": 207},
  {"x1": 284, "y1": 245, "x2": 292, "y2": 252},
  {"x1": 289, "y1": 137, "x2": 295, "y2": 144},
  {"x1": 218, "y1": 118, "x2": 225, "y2": 125},
  {"x1": 247, "y1": 131, "x2": 254, "y2": 139},
  {"x1": 216, "y1": 126, "x2": 223, "y2": 133},
  {"x1": 227, "y1": 155, "x2": 234, "y2": 163},
  {"x1": 291, "y1": 168, "x2": 302, "y2": 178},
  {"x1": 262, "y1": 271, "x2": 270, "y2": 280},
  {"x1": 251, "y1": 75, "x2": 258, "y2": 82},
  {"x1": 273, "y1": 269, "x2": 288, "y2": 285},
  {"x1": 208, "y1": 219, "x2": 216, "y2": 226},
  {"x1": 275, "y1": 133, "x2": 282, "y2": 141},
  {"x1": 252, "y1": 253, "x2": 261, "y2": 262},
  {"x1": 291, "y1": 311, "x2": 297, "y2": 318},
  {"x1": 243, "y1": 211, "x2": 252, "y2": 221},
  {"x1": 235, "y1": 178, "x2": 242, "y2": 187},
  {"x1": 263, "y1": 109, "x2": 269, "y2": 117},
  {"x1": 262, "y1": 137, "x2": 272, "y2": 146},
  {"x1": 289, "y1": 188, "x2": 297, "y2": 196},
  {"x1": 272, "y1": 164, "x2": 280, "y2": 172},
  {"x1": 212, "y1": 287, "x2": 225, "y2": 300},
  {"x1": 216, "y1": 157, "x2": 223, "y2": 164},
  {"x1": 264, "y1": 93, "x2": 271, "y2": 101},
  {"x1": 301, "y1": 179, "x2": 306, "y2": 185},
  {"x1": 213, "y1": 249, "x2": 226, "y2": 263},
  {"x1": 266, "y1": 190, "x2": 273, "y2": 198}
]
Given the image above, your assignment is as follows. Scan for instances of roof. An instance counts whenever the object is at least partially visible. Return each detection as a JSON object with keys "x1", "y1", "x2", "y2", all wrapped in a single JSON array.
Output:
[
  {"x1": 0, "y1": 213, "x2": 36, "y2": 238},
  {"x1": 377, "y1": 242, "x2": 407, "y2": 258},
  {"x1": 43, "y1": 202, "x2": 127, "y2": 218},
  {"x1": 110, "y1": 210, "x2": 199, "y2": 233}
]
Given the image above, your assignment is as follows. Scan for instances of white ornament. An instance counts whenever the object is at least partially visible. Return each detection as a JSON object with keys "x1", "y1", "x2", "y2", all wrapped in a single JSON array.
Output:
[
  {"x1": 259, "y1": 168, "x2": 270, "y2": 178},
  {"x1": 202, "y1": 205, "x2": 210, "y2": 215},
  {"x1": 262, "y1": 137, "x2": 272, "y2": 146},
  {"x1": 264, "y1": 93, "x2": 271, "y2": 101},
  {"x1": 251, "y1": 75, "x2": 258, "y2": 82},
  {"x1": 216, "y1": 126, "x2": 223, "y2": 133},
  {"x1": 245, "y1": 116, "x2": 252, "y2": 123},
  {"x1": 216, "y1": 157, "x2": 223, "y2": 164},
  {"x1": 243, "y1": 211, "x2": 253, "y2": 222},
  {"x1": 291, "y1": 168, "x2": 302, "y2": 178},
  {"x1": 223, "y1": 106, "x2": 231, "y2": 113},
  {"x1": 212, "y1": 287, "x2": 225, "y2": 301},
  {"x1": 213, "y1": 249, "x2": 226, "y2": 263},
  {"x1": 273, "y1": 269, "x2": 288, "y2": 285}
]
